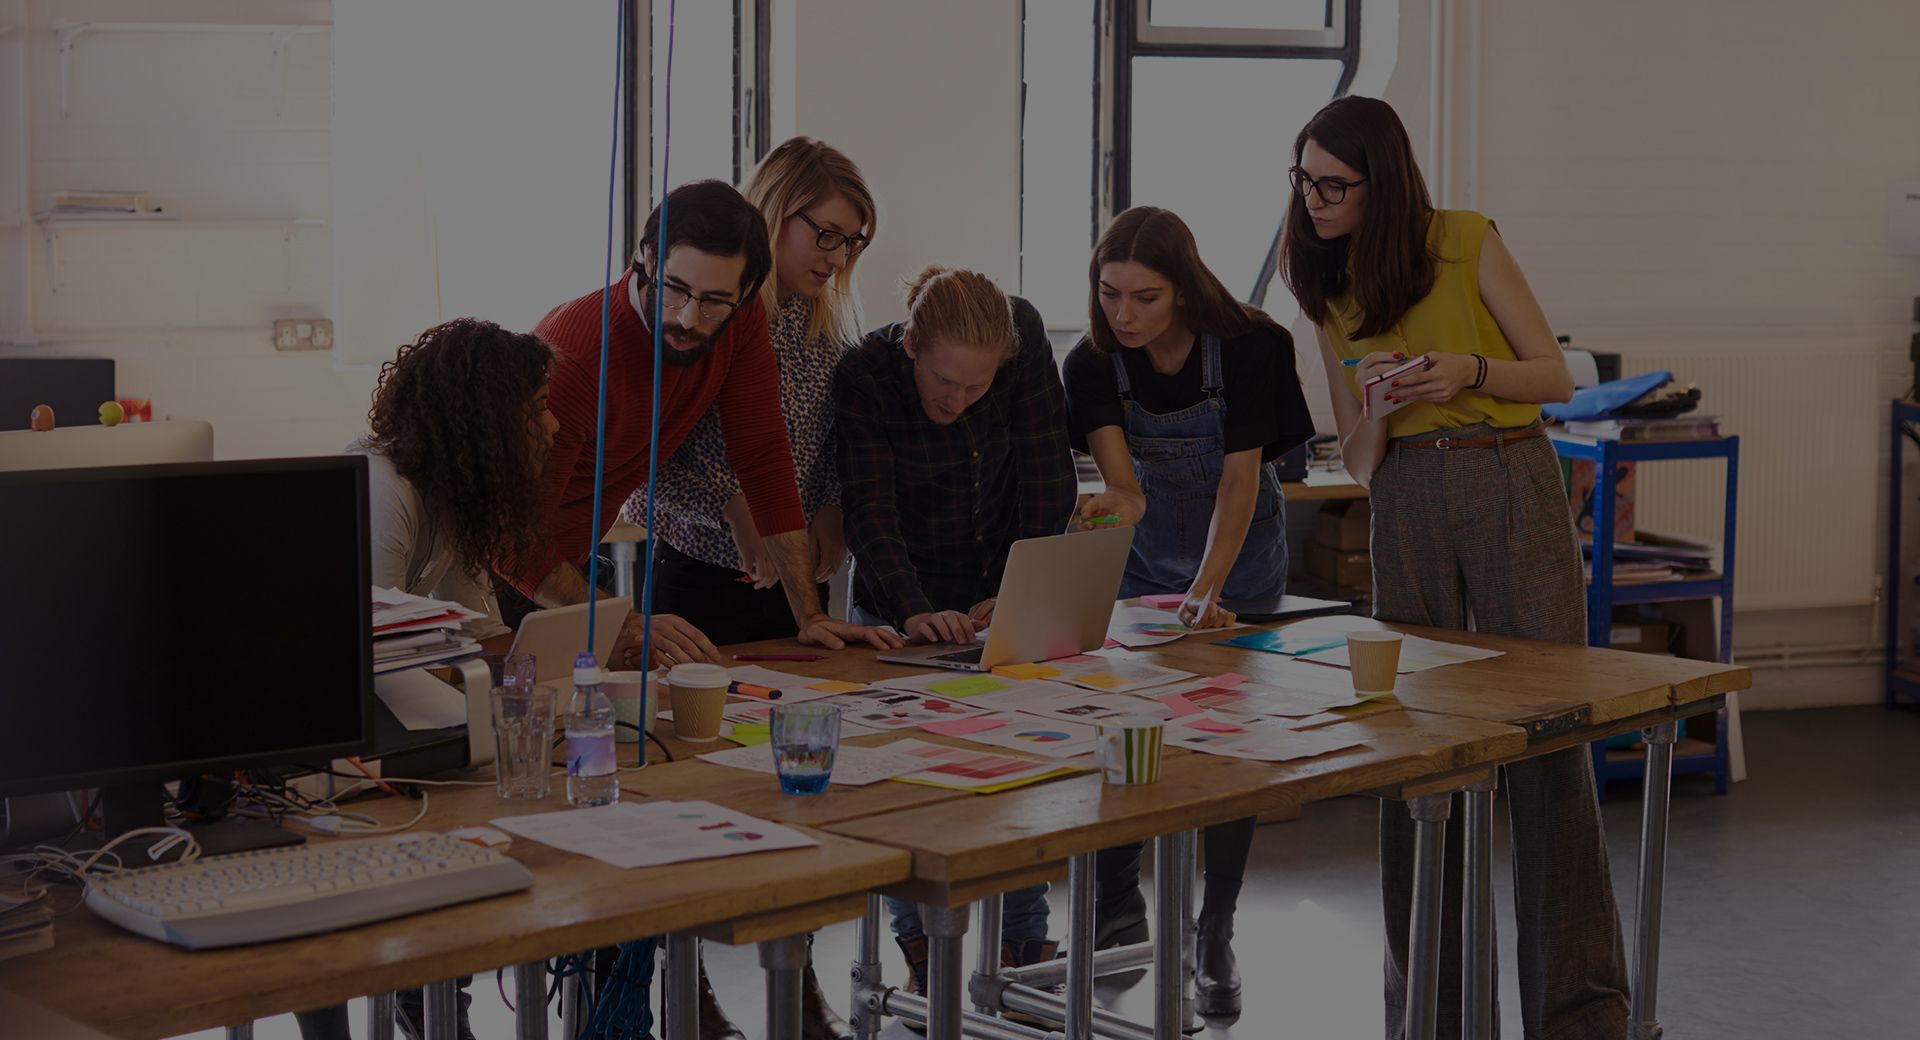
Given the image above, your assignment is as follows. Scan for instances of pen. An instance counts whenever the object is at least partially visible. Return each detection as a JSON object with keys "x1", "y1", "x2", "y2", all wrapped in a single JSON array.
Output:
[
  {"x1": 733, "y1": 653, "x2": 825, "y2": 662},
  {"x1": 729, "y1": 681, "x2": 784, "y2": 700}
]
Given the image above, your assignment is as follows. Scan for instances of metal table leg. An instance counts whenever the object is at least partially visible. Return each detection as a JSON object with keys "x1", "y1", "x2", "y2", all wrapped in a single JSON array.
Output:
[
  {"x1": 1632, "y1": 721, "x2": 1679, "y2": 1040},
  {"x1": 664, "y1": 934, "x2": 701, "y2": 1040},
  {"x1": 368, "y1": 993, "x2": 396, "y2": 1040},
  {"x1": 976, "y1": 892, "x2": 1005, "y2": 1017},
  {"x1": 223, "y1": 1026, "x2": 253, "y2": 1040},
  {"x1": 1462, "y1": 778, "x2": 1496, "y2": 1040},
  {"x1": 515, "y1": 961, "x2": 548, "y2": 1040},
  {"x1": 760, "y1": 934, "x2": 809, "y2": 1040},
  {"x1": 851, "y1": 895, "x2": 885, "y2": 1039},
  {"x1": 1066, "y1": 852, "x2": 1097, "y2": 1040},
  {"x1": 1405, "y1": 794, "x2": 1452, "y2": 1040},
  {"x1": 560, "y1": 955, "x2": 588, "y2": 1040},
  {"x1": 1152, "y1": 831, "x2": 1193, "y2": 1039},
  {"x1": 920, "y1": 902, "x2": 972, "y2": 1040},
  {"x1": 422, "y1": 980, "x2": 458, "y2": 1040}
]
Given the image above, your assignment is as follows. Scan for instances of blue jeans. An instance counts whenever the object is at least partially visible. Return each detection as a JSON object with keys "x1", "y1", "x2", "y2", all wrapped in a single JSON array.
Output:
[{"x1": 886, "y1": 884, "x2": 1051, "y2": 944}]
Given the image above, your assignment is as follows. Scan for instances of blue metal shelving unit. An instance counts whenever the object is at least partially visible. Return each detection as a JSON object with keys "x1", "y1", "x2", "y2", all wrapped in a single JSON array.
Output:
[
  {"x1": 1552, "y1": 433, "x2": 1740, "y2": 794},
  {"x1": 1887, "y1": 401, "x2": 1920, "y2": 708}
]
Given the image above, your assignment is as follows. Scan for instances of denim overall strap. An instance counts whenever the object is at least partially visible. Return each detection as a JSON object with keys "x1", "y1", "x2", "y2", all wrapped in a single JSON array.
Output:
[{"x1": 1113, "y1": 336, "x2": 1288, "y2": 614}]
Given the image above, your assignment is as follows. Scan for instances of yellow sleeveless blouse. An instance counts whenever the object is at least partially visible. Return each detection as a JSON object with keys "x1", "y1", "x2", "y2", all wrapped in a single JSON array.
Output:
[{"x1": 1325, "y1": 209, "x2": 1539, "y2": 438}]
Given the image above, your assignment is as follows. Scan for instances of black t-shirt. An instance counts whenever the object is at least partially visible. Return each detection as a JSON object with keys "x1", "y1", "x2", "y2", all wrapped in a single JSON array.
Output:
[{"x1": 1062, "y1": 325, "x2": 1315, "y2": 463}]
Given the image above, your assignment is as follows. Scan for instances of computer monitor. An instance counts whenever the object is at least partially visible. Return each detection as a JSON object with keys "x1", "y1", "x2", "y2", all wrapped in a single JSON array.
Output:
[{"x1": 0, "y1": 457, "x2": 374, "y2": 851}]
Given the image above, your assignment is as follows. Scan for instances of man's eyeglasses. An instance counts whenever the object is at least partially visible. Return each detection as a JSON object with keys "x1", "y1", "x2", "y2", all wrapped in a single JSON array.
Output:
[
  {"x1": 1289, "y1": 167, "x2": 1367, "y2": 205},
  {"x1": 795, "y1": 210, "x2": 871, "y2": 258},
  {"x1": 631, "y1": 262, "x2": 740, "y2": 323}
]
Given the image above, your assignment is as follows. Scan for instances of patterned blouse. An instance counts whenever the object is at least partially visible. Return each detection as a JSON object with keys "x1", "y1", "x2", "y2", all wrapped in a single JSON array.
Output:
[{"x1": 634, "y1": 294, "x2": 843, "y2": 569}]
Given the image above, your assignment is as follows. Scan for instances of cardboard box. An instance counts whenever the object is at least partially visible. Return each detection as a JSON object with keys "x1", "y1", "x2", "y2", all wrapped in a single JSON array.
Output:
[
  {"x1": 1313, "y1": 499, "x2": 1371, "y2": 552},
  {"x1": 1562, "y1": 458, "x2": 1636, "y2": 541},
  {"x1": 1306, "y1": 542, "x2": 1371, "y2": 593},
  {"x1": 1609, "y1": 619, "x2": 1673, "y2": 655}
]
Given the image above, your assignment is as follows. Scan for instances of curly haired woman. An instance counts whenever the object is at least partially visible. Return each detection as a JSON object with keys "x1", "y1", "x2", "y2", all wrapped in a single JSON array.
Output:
[{"x1": 295, "y1": 318, "x2": 555, "y2": 1040}]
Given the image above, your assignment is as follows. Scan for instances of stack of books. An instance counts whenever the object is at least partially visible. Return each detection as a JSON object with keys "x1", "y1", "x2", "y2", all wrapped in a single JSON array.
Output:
[
  {"x1": 372, "y1": 587, "x2": 486, "y2": 674},
  {"x1": 1559, "y1": 416, "x2": 1721, "y2": 441},
  {"x1": 1581, "y1": 535, "x2": 1717, "y2": 584},
  {"x1": 0, "y1": 887, "x2": 54, "y2": 961}
]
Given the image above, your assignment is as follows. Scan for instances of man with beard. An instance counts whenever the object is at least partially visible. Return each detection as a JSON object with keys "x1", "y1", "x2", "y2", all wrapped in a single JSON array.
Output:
[{"x1": 499, "y1": 179, "x2": 898, "y2": 665}]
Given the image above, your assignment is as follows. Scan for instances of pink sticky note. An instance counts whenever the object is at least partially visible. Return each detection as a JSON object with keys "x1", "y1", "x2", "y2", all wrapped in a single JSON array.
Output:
[
  {"x1": 1211, "y1": 672, "x2": 1248, "y2": 688},
  {"x1": 921, "y1": 716, "x2": 1008, "y2": 737},
  {"x1": 1188, "y1": 717, "x2": 1243, "y2": 734},
  {"x1": 1140, "y1": 593, "x2": 1187, "y2": 609},
  {"x1": 1101, "y1": 638, "x2": 1125, "y2": 649},
  {"x1": 1050, "y1": 653, "x2": 1099, "y2": 664},
  {"x1": 1155, "y1": 693, "x2": 1205, "y2": 718}
]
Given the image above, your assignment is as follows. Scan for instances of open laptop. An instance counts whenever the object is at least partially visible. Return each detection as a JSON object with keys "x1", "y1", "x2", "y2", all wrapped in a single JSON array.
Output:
[
  {"x1": 877, "y1": 525, "x2": 1135, "y2": 672},
  {"x1": 508, "y1": 598, "x2": 632, "y2": 696}
]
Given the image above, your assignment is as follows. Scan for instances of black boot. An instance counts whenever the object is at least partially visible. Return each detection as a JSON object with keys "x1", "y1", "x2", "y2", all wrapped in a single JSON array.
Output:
[
  {"x1": 896, "y1": 935, "x2": 930, "y2": 1035},
  {"x1": 801, "y1": 935, "x2": 853, "y2": 1040},
  {"x1": 1000, "y1": 939, "x2": 1063, "y2": 1029},
  {"x1": 1094, "y1": 842, "x2": 1149, "y2": 948},
  {"x1": 1194, "y1": 912, "x2": 1241, "y2": 1018}
]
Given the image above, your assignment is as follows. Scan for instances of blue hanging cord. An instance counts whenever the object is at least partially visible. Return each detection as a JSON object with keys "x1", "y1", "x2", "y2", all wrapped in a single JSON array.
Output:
[
  {"x1": 583, "y1": 0, "x2": 628, "y2": 654},
  {"x1": 637, "y1": 0, "x2": 677, "y2": 711}
]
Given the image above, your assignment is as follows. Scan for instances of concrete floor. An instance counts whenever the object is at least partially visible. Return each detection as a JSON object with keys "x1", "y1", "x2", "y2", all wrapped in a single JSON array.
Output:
[{"x1": 208, "y1": 705, "x2": 1920, "y2": 1039}]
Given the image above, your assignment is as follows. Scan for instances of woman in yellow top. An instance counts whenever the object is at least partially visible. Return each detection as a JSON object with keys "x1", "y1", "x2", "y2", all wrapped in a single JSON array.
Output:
[{"x1": 1281, "y1": 96, "x2": 1630, "y2": 1040}]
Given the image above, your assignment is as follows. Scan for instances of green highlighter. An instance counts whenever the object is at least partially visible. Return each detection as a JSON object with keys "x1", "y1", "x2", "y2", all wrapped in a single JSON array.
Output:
[{"x1": 1084, "y1": 514, "x2": 1124, "y2": 526}]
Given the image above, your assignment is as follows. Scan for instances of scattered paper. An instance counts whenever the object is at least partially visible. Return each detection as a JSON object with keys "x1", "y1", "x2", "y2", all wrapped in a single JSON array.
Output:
[
  {"x1": 1154, "y1": 692, "x2": 1206, "y2": 718},
  {"x1": 1139, "y1": 593, "x2": 1187, "y2": 609},
  {"x1": 1164, "y1": 717, "x2": 1366, "y2": 763},
  {"x1": 804, "y1": 680, "x2": 869, "y2": 695},
  {"x1": 1299, "y1": 636, "x2": 1504, "y2": 673},
  {"x1": 1211, "y1": 672, "x2": 1248, "y2": 688},
  {"x1": 696, "y1": 743, "x2": 926, "y2": 787},
  {"x1": 492, "y1": 800, "x2": 817, "y2": 868},
  {"x1": 884, "y1": 738, "x2": 1086, "y2": 793},
  {"x1": 966, "y1": 683, "x2": 1169, "y2": 725},
  {"x1": 1052, "y1": 658, "x2": 1195, "y2": 694},
  {"x1": 991, "y1": 663, "x2": 1062, "y2": 680},
  {"x1": 949, "y1": 713, "x2": 1100, "y2": 759},
  {"x1": 925, "y1": 675, "x2": 1014, "y2": 699},
  {"x1": 824, "y1": 690, "x2": 990, "y2": 731},
  {"x1": 1107, "y1": 604, "x2": 1249, "y2": 648},
  {"x1": 374, "y1": 668, "x2": 467, "y2": 731},
  {"x1": 920, "y1": 715, "x2": 1009, "y2": 737},
  {"x1": 725, "y1": 666, "x2": 848, "y2": 702},
  {"x1": 1150, "y1": 678, "x2": 1369, "y2": 717}
]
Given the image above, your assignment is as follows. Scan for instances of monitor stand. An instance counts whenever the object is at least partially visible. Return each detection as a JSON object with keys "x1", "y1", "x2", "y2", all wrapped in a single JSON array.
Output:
[{"x1": 86, "y1": 782, "x2": 306, "y2": 862}]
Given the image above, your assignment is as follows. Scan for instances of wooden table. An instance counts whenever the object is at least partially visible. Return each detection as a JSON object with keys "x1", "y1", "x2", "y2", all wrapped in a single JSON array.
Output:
[
  {"x1": 0, "y1": 778, "x2": 909, "y2": 1040},
  {"x1": 705, "y1": 616, "x2": 1749, "y2": 1040}
]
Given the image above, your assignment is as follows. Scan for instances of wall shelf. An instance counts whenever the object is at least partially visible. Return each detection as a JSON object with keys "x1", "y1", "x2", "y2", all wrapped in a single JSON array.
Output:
[{"x1": 33, "y1": 217, "x2": 326, "y2": 231}]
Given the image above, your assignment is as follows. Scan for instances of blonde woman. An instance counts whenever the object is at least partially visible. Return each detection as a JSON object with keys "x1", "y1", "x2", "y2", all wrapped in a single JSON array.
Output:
[{"x1": 640, "y1": 136, "x2": 877, "y2": 644}]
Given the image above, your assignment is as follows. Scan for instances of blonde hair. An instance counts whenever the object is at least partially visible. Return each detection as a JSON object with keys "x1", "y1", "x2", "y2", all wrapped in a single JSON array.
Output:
[
  {"x1": 902, "y1": 265, "x2": 1018, "y2": 363},
  {"x1": 743, "y1": 136, "x2": 876, "y2": 347}
]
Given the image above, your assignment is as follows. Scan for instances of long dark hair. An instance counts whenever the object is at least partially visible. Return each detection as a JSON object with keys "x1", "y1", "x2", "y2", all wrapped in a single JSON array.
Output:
[
  {"x1": 1087, "y1": 206, "x2": 1287, "y2": 352},
  {"x1": 1279, "y1": 96, "x2": 1435, "y2": 340},
  {"x1": 366, "y1": 319, "x2": 555, "y2": 581}
]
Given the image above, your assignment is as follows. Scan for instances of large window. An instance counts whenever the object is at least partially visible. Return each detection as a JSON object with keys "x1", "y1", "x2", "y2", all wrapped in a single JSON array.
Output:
[{"x1": 1020, "y1": 0, "x2": 1362, "y2": 329}]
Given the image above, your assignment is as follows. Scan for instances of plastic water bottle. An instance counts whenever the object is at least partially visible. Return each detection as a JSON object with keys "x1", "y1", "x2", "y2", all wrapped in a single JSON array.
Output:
[{"x1": 566, "y1": 652, "x2": 619, "y2": 807}]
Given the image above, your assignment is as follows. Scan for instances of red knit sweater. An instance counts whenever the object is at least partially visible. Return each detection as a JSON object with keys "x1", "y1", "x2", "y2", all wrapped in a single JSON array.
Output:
[{"x1": 501, "y1": 269, "x2": 805, "y2": 596}]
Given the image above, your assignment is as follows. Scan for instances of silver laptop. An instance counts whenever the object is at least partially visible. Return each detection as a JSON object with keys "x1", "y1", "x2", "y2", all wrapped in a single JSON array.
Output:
[
  {"x1": 877, "y1": 525, "x2": 1135, "y2": 672},
  {"x1": 508, "y1": 598, "x2": 632, "y2": 695}
]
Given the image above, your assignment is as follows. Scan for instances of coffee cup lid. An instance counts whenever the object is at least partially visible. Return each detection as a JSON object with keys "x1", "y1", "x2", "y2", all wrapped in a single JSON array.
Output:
[{"x1": 667, "y1": 662, "x2": 731, "y2": 687}]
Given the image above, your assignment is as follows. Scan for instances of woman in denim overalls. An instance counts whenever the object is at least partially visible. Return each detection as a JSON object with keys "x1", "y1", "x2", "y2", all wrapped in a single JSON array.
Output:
[{"x1": 1062, "y1": 207, "x2": 1315, "y2": 1019}]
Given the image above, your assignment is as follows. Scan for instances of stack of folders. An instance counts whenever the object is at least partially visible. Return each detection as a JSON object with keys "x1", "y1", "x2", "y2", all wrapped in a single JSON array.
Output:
[
  {"x1": 1558, "y1": 416, "x2": 1721, "y2": 441},
  {"x1": 372, "y1": 587, "x2": 486, "y2": 674},
  {"x1": 0, "y1": 887, "x2": 54, "y2": 961},
  {"x1": 1581, "y1": 536, "x2": 1717, "y2": 584}
]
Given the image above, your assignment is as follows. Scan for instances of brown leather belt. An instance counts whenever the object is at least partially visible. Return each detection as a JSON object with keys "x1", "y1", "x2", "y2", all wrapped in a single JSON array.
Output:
[{"x1": 1395, "y1": 424, "x2": 1547, "y2": 451}]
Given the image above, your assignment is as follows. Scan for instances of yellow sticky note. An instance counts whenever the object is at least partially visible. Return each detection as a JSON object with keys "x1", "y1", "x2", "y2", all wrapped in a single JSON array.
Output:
[
  {"x1": 991, "y1": 663, "x2": 1061, "y2": 680},
  {"x1": 805, "y1": 680, "x2": 869, "y2": 695},
  {"x1": 925, "y1": 675, "x2": 1012, "y2": 698},
  {"x1": 1074, "y1": 673, "x2": 1125, "y2": 691},
  {"x1": 729, "y1": 722, "x2": 771, "y2": 747}
]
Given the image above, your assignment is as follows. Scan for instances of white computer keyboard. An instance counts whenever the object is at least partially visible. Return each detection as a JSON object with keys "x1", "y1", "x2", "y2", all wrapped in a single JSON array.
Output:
[{"x1": 85, "y1": 832, "x2": 533, "y2": 950}]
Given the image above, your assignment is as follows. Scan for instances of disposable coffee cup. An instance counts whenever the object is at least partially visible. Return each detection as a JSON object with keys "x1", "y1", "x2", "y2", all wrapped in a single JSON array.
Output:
[
  {"x1": 1347, "y1": 631, "x2": 1404, "y2": 696},
  {"x1": 600, "y1": 670, "x2": 661, "y2": 742},
  {"x1": 668, "y1": 663, "x2": 730, "y2": 743},
  {"x1": 1094, "y1": 715, "x2": 1165, "y2": 785}
]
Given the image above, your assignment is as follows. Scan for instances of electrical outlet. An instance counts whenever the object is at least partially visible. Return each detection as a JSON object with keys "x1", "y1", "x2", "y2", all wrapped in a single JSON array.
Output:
[{"x1": 273, "y1": 318, "x2": 334, "y2": 351}]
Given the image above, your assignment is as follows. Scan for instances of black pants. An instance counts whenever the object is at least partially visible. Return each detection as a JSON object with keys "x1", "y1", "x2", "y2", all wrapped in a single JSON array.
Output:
[
  {"x1": 1095, "y1": 817, "x2": 1257, "y2": 919},
  {"x1": 649, "y1": 540, "x2": 827, "y2": 646}
]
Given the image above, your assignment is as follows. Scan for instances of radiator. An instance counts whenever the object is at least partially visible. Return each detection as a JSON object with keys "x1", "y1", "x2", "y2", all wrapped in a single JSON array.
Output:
[{"x1": 1604, "y1": 340, "x2": 1880, "y2": 610}]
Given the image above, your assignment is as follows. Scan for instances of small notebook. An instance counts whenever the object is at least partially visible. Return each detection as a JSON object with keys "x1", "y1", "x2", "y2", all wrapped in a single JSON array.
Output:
[{"x1": 1362, "y1": 355, "x2": 1433, "y2": 421}]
